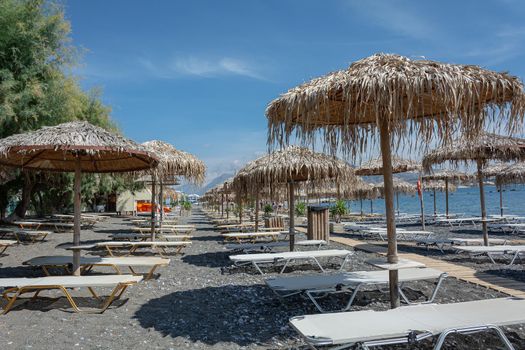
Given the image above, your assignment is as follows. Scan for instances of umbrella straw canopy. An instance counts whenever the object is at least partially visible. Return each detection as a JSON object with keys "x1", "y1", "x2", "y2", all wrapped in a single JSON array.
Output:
[
  {"x1": 355, "y1": 156, "x2": 421, "y2": 176},
  {"x1": 496, "y1": 162, "x2": 525, "y2": 186},
  {"x1": 0, "y1": 121, "x2": 158, "y2": 275},
  {"x1": 233, "y1": 146, "x2": 357, "y2": 249},
  {"x1": 142, "y1": 140, "x2": 206, "y2": 184},
  {"x1": 422, "y1": 170, "x2": 469, "y2": 217},
  {"x1": 423, "y1": 133, "x2": 525, "y2": 243},
  {"x1": 142, "y1": 140, "x2": 206, "y2": 238},
  {"x1": 424, "y1": 180, "x2": 457, "y2": 215},
  {"x1": 266, "y1": 53, "x2": 525, "y2": 309}
]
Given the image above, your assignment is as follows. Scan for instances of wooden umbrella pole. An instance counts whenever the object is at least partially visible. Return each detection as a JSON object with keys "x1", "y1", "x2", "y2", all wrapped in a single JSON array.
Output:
[
  {"x1": 255, "y1": 191, "x2": 259, "y2": 232},
  {"x1": 433, "y1": 189, "x2": 437, "y2": 215},
  {"x1": 72, "y1": 157, "x2": 82, "y2": 276},
  {"x1": 499, "y1": 184, "x2": 504, "y2": 217},
  {"x1": 360, "y1": 198, "x2": 363, "y2": 216},
  {"x1": 396, "y1": 192, "x2": 400, "y2": 216},
  {"x1": 226, "y1": 195, "x2": 230, "y2": 219},
  {"x1": 476, "y1": 159, "x2": 489, "y2": 246},
  {"x1": 445, "y1": 179, "x2": 449, "y2": 218},
  {"x1": 289, "y1": 180, "x2": 295, "y2": 251},
  {"x1": 221, "y1": 193, "x2": 224, "y2": 218},
  {"x1": 159, "y1": 181, "x2": 164, "y2": 231},
  {"x1": 150, "y1": 176, "x2": 156, "y2": 241},
  {"x1": 378, "y1": 119, "x2": 399, "y2": 309},
  {"x1": 238, "y1": 199, "x2": 243, "y2": 224}
]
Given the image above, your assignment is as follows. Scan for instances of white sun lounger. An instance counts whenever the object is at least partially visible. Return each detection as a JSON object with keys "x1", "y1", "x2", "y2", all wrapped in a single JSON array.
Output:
[
  {"x1": 225, "y1": 240, "x2": 327, "y2": 253},
  {"x1": 435, "y1": 217, "x2": 482, "y2": 227},
  {"x1": 416, "y1": 238, "x2": 508, "y2": 253},
  {"x1": 24, "y1": 255, "x2": 170, "y2": 279},
  {"x1": 229, "y1": 249, "x2": 352, "y2": 274},
  {"x1": 0, "y1": 274, "x2": 142, "y2": 314},
  {"x1": 290, "y1": 297, "x2": 525, "y2": 349},
  {"x1": 67, "y1": 241, "x2": 191, "y2": 257},
  {"x1": 455, "y1": 245, "x2": 525, "y2": 265},
  {"x1": 222, "y1": 231, "x2": 282, "y2": 243},
  {"x1": 266, "y1": 267, "x2": 447, "y2": 312}
]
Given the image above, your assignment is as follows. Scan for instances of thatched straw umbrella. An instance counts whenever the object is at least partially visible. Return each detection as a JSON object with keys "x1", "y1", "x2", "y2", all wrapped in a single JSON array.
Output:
[
  {"x1": 142, "y1": 140, "x2": 205, "y2": 238},
  {"x1": 482, "y1": 163, "x2": 510, "y2": 217},
  {"x1": 496, "y1": 162, "x2": 525, "y2": 186},
  {"x1": 422, "y1": 170, "x2": 469, "y2": 217},
  {"x1": 233, "y1": 146, "x2": 357, "y2": 250},
  {"x1": 355, "y1": 156, "x2": 421, "y2": 176},
  {"x1": 266, "y1": 53, "x2": 525, "y2": 308},
  {"x1": 373, "y1": 177, "x2": 416, "y2": 216},
  {"x1": 0, "y1": 121, "x2": 157, "y2": 275},
  {"x1": 423, "y1": 180, "x2": 457, "y2": 215},
  {"x1": 356, "y1": 156, "x2": 420, "y2": 218},
  {"x1": 423, "y1": 133, "x2": 525, "y2": 245},
  {"x1": 495, "y1": 162, "x2": 525, "y2": 215}
]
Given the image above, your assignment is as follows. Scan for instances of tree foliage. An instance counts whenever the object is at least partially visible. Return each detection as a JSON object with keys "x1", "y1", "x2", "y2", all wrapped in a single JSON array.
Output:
[{"x1": 0, "y1": 0, "x2": 133, "y2": 218}]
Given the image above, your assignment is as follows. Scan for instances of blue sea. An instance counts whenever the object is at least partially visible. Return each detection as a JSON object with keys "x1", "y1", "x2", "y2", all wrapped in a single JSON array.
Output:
[{"x1": 346, "y1": 184, "x2": 525, "y2": 217}]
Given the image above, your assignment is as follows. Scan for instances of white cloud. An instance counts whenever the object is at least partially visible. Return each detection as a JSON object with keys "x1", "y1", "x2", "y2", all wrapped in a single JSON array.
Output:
[
  {"x1": 137, "y1": 55, "x2": 267, "y2": 81},
  {"x1": 171, "y1": 56, "x2": 266, "y2": 80}
]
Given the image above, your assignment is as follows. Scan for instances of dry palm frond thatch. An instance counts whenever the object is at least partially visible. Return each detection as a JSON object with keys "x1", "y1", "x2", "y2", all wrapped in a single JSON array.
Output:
[
  {"x1": 422, "y1": 133, "x2": 525, "y2": 170},
  {"x1": 373, "y1": 177, "x2": 416, "y2": 196},
  {"x1": 355, "y1": 156, "x2": 421, "y2": 176},
  {"x1": 267, "y1": 53, "x2": 525, "y2": 156},
  {"x1": 233, "y1": 146, "x2": 357, "y2": 195},
  {"x1": 496, "y1": 162, "x2": 525, "y2": 186},
  {"x1": 423, "y1": 180, "x2": 456, "y2": 192},
  {"x1": 422, "y1": 169, "x2": 470, "y2": 182},
  {"x1": 0, "y1": 121, "x2": 157, "y2": 173},
  {"x1": 142, "y1": 140, "x2": 206, "y2": 184}
]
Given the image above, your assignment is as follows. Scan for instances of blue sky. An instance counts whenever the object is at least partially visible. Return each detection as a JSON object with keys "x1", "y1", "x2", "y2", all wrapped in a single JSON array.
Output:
[{"x1": 65, "y1": 0, "x2": 525, "y2": 181}]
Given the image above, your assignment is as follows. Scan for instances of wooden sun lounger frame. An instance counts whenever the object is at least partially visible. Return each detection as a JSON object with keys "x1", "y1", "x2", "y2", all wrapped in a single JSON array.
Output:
[
  {"x1": 1, "y1": 280, "x2": 137, "y2": 314},
  {"x1": 31, "y1": 260, "x2": 167, "y2": 280},
  {"x1": 82, "y1": 242, "x2": 189, "y2": 257}
]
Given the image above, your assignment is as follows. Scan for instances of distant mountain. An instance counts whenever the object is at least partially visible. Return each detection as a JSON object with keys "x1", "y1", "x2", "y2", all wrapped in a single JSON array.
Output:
[{"x1": 176, "y1": 172, "x2": 235, "y2": 196}]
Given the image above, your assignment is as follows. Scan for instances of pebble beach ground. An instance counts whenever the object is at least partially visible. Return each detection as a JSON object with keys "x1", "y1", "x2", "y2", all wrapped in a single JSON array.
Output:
[{"x1": 0, "y1": 208, "x2": 524, "y2": 349}]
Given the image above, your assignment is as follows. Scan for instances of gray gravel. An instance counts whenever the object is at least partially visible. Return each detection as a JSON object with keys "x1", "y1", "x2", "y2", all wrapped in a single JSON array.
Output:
[{"x1": 0, "y1": 209, "x2": 523, "y2": 349}]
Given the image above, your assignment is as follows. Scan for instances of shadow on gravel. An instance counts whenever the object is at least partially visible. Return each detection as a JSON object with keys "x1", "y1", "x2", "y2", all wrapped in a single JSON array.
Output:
[
  {"x1": 4, "y1": 295, "x2": 129, "y2": 314},
  {"x1": 478, "y1": 269, "x2": 525, "y2": 284},
  {"x1": 134, "y1": 284, "x2": 295, "y2": 346},
  {"x1": 0, "y1": 265, "x2": 43, "y2": 278},
  {"x1": 182, "y1": 251, "x2": 230, "y2": 268},
  {"x1": 191, "y1": 236, "x2": 222, "y2": 243}
]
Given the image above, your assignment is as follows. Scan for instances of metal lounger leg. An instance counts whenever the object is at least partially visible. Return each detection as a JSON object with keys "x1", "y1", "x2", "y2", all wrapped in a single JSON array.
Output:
[
  {"x1": 433, "y1": 325, "x2": 515, "y2": 350},
  {"x1": 308, "y1": 257, "x2": 324, "y2": 273},
  {"x1": 251, "y1": 261, "x2": 265, "y2": 274}
]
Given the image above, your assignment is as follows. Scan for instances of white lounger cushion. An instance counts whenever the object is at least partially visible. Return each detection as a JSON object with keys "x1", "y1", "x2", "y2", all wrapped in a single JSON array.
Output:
[
  {"x1": 225, "y1": 242, "x2": 288, "y2": 250},
  {"x1": 290, "y1": 298, "x2": 525, "y2": 346},
  {"x1": 0, "y1": 274, "x2": 142, "y2": 288},
  {"x1": 267, "y1": 268, "x2": 444, "y2": 291},
  {"x1": 0, "y1": 239, "x2": 17, "y2": 245},
  {"x1": 223, "y1": 231, "x2": 282, "y2": 238},
  {"x1": 24, "y1": 255, "x2": 170, "y2": 266},
  {"x1": 230, "y1": 249, "x2": 351, "y2": 263}
]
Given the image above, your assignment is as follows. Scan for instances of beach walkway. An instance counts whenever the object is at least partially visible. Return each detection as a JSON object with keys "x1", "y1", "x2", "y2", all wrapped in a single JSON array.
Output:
[{"x1": 327, "y1": 234, "x2": 525, "y2": 298}]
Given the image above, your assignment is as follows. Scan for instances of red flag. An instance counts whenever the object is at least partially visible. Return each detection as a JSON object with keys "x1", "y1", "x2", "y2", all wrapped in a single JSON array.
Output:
[{"x1": 417, "y1": 179, "x2": 422, "y2": 198}]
